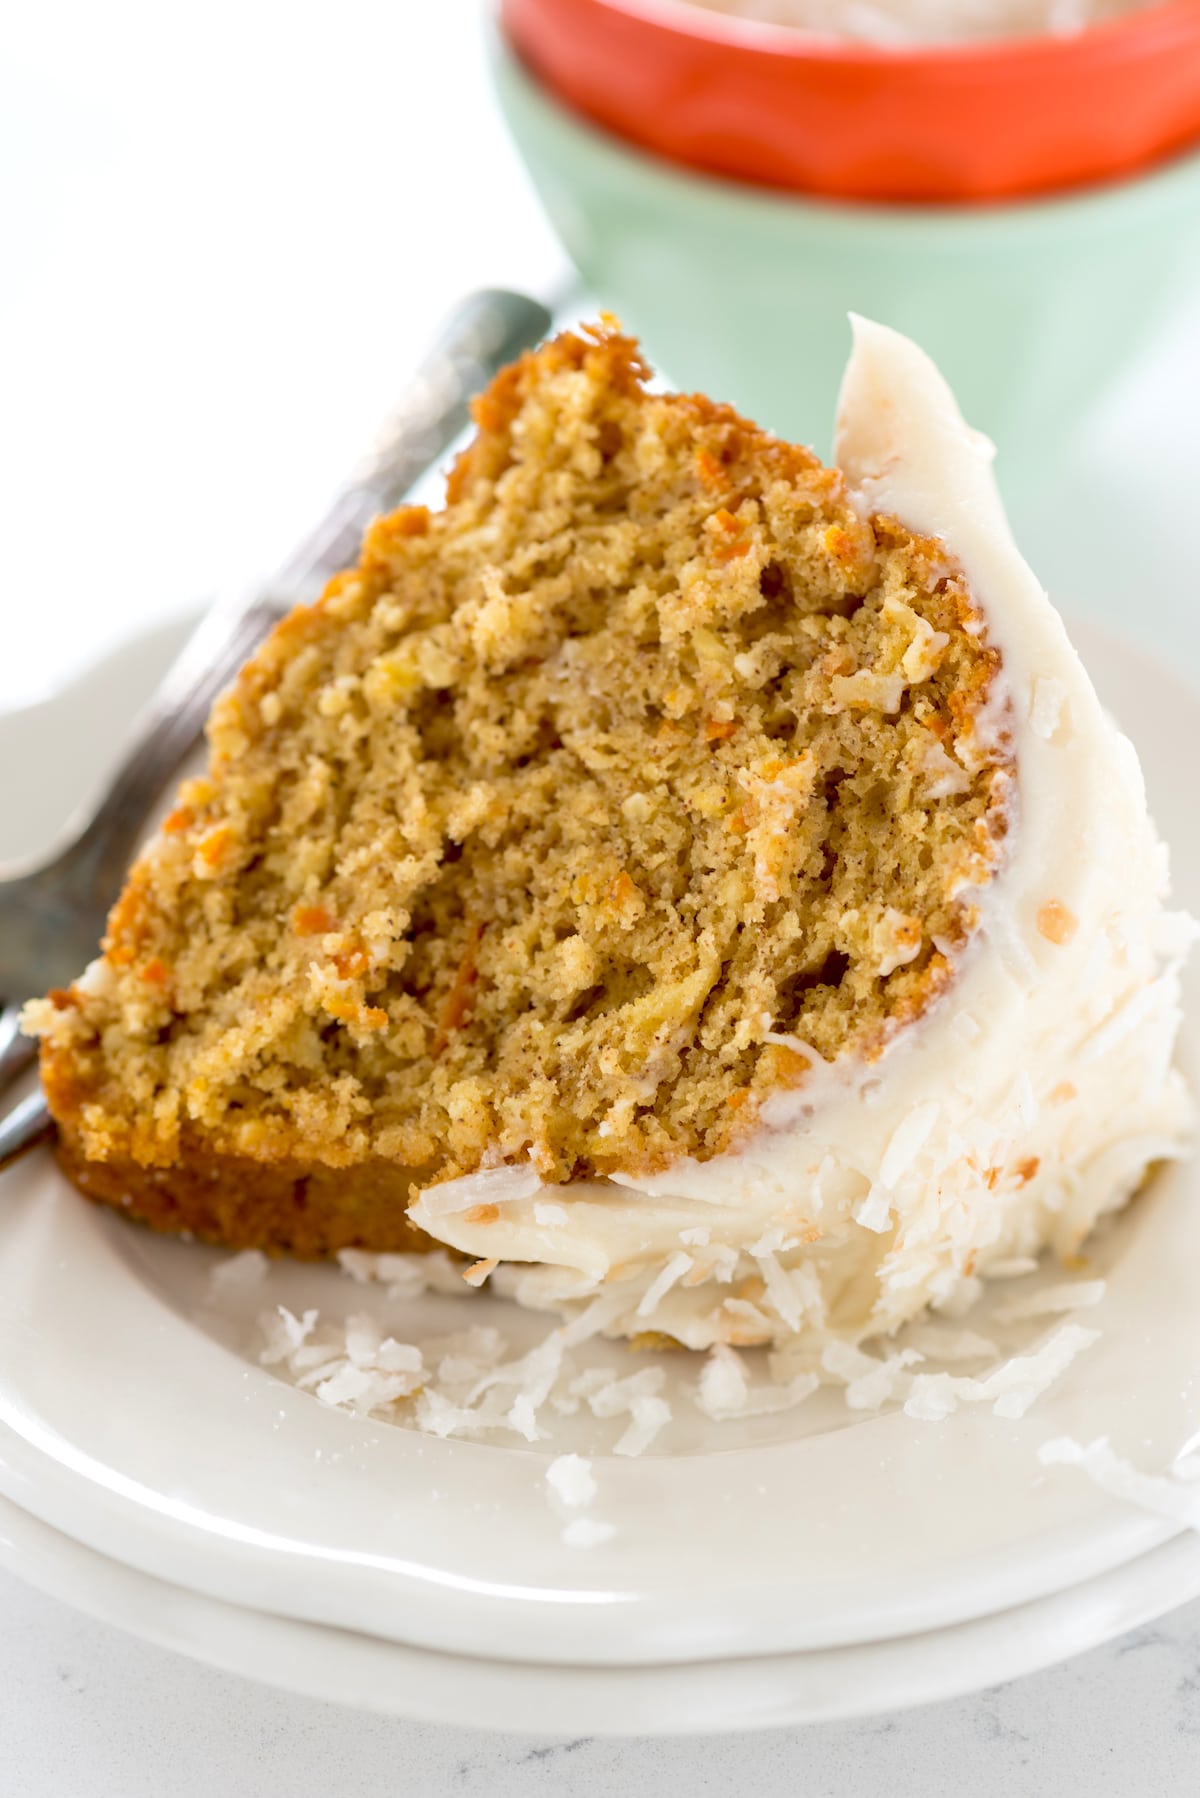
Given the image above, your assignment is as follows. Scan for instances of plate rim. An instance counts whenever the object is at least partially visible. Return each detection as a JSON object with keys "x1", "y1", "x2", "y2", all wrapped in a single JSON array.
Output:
[{"x1": 3, "y1": 1482, "x2": 1199, "y2": 1735}]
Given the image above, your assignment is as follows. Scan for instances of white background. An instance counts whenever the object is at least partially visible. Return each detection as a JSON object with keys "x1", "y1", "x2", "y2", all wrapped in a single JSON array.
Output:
[
  {"x1": 0, "y1": 1, "x2": 568, "y2": 711},
  {"x1": 4, "y1": 0, "x2": 1200, "y2": 1789}
]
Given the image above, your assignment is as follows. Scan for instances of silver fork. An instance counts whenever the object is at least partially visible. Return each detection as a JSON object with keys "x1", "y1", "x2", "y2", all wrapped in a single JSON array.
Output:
[{"x1": 0, "y1": 287, "x2": 553, "y2": 1171}]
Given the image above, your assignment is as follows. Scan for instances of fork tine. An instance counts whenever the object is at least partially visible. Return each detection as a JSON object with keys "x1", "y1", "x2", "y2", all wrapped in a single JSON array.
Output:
[
  {"x1": 0, "y1": 1003, "x2": 36, "y2": 1093},
  {"x1": 0, "y1": 1091, "x2": 53, "y2": 1173}
]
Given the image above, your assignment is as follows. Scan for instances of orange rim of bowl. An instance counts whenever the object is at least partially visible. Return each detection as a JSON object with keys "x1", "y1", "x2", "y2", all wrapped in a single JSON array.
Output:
[{"x1": 500, "y1": 0, "x2": 1200, "y2": 202}]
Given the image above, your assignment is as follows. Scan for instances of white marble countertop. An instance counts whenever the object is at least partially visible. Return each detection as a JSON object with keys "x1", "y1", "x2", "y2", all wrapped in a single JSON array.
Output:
[{"x1": 5, "y1": 0, "x2": 1200, "y2": 1785}]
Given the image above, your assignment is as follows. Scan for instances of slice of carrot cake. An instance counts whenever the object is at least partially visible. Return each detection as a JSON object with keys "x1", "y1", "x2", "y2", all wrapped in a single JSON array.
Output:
[{"x1": 24, "y1": 317, "x2": 1193, "y2": 1352}]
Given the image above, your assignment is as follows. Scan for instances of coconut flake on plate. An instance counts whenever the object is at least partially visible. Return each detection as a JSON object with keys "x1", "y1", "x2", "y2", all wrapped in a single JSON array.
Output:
[
  {"x1": 904, "y1": 1323, "x2": 1100, "y2": 1422},
  {"x1": 240, "y1": 1202, "x2": 1113, "y2": 1452},
  {"x1": 415, "y1": 1388, "x2": 486, "y2": 1440},
  {"x1": 1038, "y1": 1436, "x2": 1200, "y2": 1529},
  {"x1": 613, "y1": 1396, "x2": 673, "y2": 1457},
  {"x1": 313, "y1": 1360, "x2": 420, "y2": 1412},
  {"x1": 822, "y1": 1341, "x2": 923, "y2": 1411},
  {"x1": 207, "y1": 1249, "x2": 270, "y2": 1295},
  {"x1": 256, "y1": 1305, "x2": 427, "y2": 1416},
  {"x1": 545, "y1": 1454, "x2": 598, "y2": 1508},
  {"x1": 259, "y1": 1305, "x2": 320, "y2": 1362},
  {"x1": 561, "y1": 1517, "x2": 616, "y2": 1548},
  {"x1": 696, "y1": 1343, "x2": 819, "y2": 1421},
  {"x1": 548, "y1": 1366, "x2": 672, "y2": 1455},
  {"x1": 586, "y1": 1366, "x2": 664, "y2": 1419},
  {"x1": 335, "y1": 1247, "x2": 466, "y2": 1299},
  {"x1": 695, "y1": 1343, "x2": 750, "y2": 1419}
]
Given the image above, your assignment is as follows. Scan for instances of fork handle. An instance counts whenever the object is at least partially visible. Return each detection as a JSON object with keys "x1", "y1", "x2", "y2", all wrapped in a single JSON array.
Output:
[
  {"x1": 58, "y1": 289, "x2": 552, "y2": 916},
  {"x1": 0, "y1": 1004, "x2": 35, "y2": 1087},
  {"x1": 0, "y1": 1091, "x2": 54, "y2": 1173}
]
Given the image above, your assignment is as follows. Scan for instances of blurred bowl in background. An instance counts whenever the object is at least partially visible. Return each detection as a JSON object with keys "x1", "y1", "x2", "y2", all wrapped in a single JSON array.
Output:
[
  {"x1": 492, "y1": 23, "x2": 1200, "y2": 468},
  {"x1": 501, "y1": 0, "x2": 1200, "y2": 204}
]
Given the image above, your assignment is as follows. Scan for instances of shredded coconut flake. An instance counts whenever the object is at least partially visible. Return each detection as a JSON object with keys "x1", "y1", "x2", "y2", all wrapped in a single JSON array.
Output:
[
  {"x1": 588, "y1": 1366, "x2": 665, "y2": 1419},
  {"x1": 562, "y1": 1516, "x2": 616, "y2": 1548},
  {"x1": 738, "y1": 1373, "x2": 821, "y2": 1417},
  {"x1": 545, "y1": 1453, "x2": 598, "y2": 1508},
  {"x1": 208, "y1": 1249, "x2": 269, "y2": 1294},
  {"x1": 242, "y1": 1123, "x2": 1123, "y2": 1460},
  {"x1": 904, "y1": 1323, "x2": 1100, "y2": 1422},
  {"x1": 854, "y1": 1185, "x2": 893, "y2": 1234},
  {"x1": 846, "y1": 1350, "x2": 923, "y2": 1411},
  {"x1": 417, "y1": 1164, "x2": 542, "y2": 1217},
  {"x1": 697, "y1": 1344, "x2": 749, "y2": 1418},
  {"x1": 1029, "y1": 676, "x2": 1068, "y2": 741},
  {"x1": 260, "y1": 1306, "x2": 319, "y2": 1362},
  {"x1": 1038, "y1": 1437, "x2": 1200, "y2": 1529},
  {"x1": 753, "y1": 1251, "x2": 804, "y2": 1330},
  {"x1": 507, "y1": 1392, "x2": 546, "y2": 1442},
  {"x1": 697, "y1": 1343, "x2": 818, "y2": 1419},
  {"x1": 636, "y1": 1251, "x2": 693, "y2": 1318},
  {"x1": 879, "y1": 1101, "x2": 940, "y2": 1187},
  {"x1": 314, "y1": 1361, "x2": 417, "y2": 1412},
  {"x1": 614, "y1": 1395, "x2": 673, "y2": 1457},
  {"x1": 335, "y1": 1248, "x2": 460, "y2": 1299},
  {"x1": 416, "y1": 1389, "x2": 483, "y2": 1439}
]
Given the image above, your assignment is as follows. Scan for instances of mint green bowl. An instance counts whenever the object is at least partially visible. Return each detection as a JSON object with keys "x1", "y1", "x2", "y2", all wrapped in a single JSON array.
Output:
[{"x1": 493, "y1": 27, "x2": 1200, "y2": 465}]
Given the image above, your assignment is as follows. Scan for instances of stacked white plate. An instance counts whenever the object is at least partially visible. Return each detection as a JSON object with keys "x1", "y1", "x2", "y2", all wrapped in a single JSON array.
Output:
[{"x1": 1, "y1": 619, "x2": 1198, "y2": 1734}]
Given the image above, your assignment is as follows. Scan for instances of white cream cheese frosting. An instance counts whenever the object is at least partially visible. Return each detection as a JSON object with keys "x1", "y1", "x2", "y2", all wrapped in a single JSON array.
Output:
[{"x1": 408, "y1": 319, "x2": 1195, "y2": 1352}]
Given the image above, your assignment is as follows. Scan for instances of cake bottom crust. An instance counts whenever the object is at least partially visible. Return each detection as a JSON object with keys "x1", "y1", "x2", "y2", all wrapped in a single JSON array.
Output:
[{"x1": 53, "y1": 1126, "x2": 437, "y2": 1261}]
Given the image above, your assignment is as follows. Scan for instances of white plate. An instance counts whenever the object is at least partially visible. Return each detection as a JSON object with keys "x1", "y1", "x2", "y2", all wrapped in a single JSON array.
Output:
[
  {"x1": 6, "y1": 1483, "x2": 1200, "y2": 1734},
  {"x1": 0, "y1": 619, "x2": 1197, "y2": 1676}
]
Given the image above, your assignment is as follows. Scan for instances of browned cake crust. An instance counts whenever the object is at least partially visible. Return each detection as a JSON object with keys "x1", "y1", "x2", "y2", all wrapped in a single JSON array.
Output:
[
  {"x1": 51, "y1": 1125, "x2": 432, "y2": 1259},
  {"x1": 27, "y1": 322, "x2": 1013, "y2": 1257}
]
